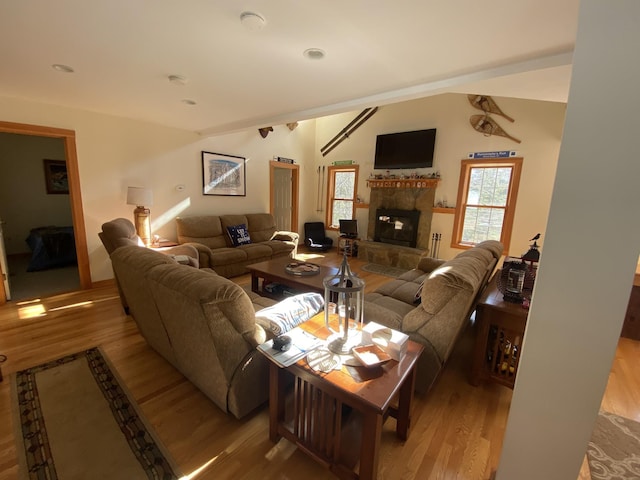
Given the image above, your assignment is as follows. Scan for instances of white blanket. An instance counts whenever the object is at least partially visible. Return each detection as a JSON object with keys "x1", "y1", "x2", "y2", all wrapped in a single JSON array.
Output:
[{"x1": 255, "y1": 293, "x2": 324, "y2": 335}]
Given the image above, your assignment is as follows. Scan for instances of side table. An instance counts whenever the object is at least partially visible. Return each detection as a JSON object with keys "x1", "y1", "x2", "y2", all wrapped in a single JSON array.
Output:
[
  {"x1": 337, "y1": 236, "x2": 359, "y2": 257},
  {"x1": 470, "y1": 271, "x2": 529, "y2": 389},
  {"x1": 262, "y1": 312, "x2": 424, "y2": 480}
]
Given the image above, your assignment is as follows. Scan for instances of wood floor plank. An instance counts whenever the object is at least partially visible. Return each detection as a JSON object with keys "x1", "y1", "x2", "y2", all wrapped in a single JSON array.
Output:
[{"x1": 0, "y1": 250, "x2": 637, "y2": 479}]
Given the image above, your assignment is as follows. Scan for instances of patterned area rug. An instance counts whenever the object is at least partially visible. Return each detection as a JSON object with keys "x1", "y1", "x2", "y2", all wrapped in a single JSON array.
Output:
[
  {"x1": 360, "y1": 263, "x2": 409, "y2": 278},
  {"x1": 11, "y1": 347, "x2": 180, "y2": 479},
  {"x1": 587, "y1": 411, "x2": 640, "y2": 479}
]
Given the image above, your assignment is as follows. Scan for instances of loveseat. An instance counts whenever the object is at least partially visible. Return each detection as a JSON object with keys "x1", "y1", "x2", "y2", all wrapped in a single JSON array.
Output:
[
  {"x1": 176, "y1": 213, "x2": 299, "y2": 278},
  {"x1": 110, "y1": 245, "x2": 280, "y2": 419},
  {"x1": 363, "y1": 240, "x2": 503, "y2": 393}
]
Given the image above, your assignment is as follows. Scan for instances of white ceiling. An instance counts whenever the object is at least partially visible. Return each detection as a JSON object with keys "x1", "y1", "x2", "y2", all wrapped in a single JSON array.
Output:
[{"x1": 0, "y1": 1, "x2": 579, "y2": 136}]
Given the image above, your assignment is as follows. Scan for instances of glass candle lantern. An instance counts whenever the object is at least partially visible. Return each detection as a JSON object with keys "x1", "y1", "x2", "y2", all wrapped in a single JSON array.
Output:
[{"x1": 323, "y1": 255, "x2": 365, "y2": 354}]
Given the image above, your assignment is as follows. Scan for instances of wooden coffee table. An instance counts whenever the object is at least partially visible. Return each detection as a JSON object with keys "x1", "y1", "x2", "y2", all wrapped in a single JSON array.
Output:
[
  {"x1": 261, "y1": 312, "x2": 424, "y2": 480},
  {"x1": 247, "y1": 257, "x2": 338, "y2": 300}
]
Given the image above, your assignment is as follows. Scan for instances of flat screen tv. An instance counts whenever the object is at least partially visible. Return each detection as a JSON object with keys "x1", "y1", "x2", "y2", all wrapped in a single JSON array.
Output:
[
  {"x1": 374, "y1": 128, "x2": 436, "y2": 169},
  {"x1": 339, "y1": 219, "x2": 358, "y2": 238}
]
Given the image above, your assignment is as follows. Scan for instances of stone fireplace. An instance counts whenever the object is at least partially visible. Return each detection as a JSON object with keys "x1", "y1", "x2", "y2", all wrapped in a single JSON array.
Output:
[{"x1": 358, "y1": 179, "x2": 438, "y2": 268}]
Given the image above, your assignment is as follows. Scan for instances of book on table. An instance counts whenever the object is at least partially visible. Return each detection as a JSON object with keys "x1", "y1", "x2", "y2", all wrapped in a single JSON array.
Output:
[{"x1": 257, "y1": 327, "x2": 323, "y2": 368}]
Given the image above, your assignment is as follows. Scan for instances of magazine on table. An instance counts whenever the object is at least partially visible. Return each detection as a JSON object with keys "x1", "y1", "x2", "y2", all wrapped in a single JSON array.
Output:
[{"x1": 258, "y1": 327, "x2": 323, "y2": 368}]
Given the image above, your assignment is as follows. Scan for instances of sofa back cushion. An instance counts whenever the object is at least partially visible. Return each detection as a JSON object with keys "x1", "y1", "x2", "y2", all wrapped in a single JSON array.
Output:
[
  {"x1": 110, "y1": 246, "x2": 180, "y2": 365},
  {"x1": 176, "y1": 215, "x2": 228, "y2": 249},
  {"x1": 420, "y1": 250, "x2": 492, "y2": 315},
  {"x1": 243, "y1": 213, "x2": 278, "y2": 243},
  {"x1": 177, "y1": 214, "x2": 279, "y2": 249},
  {"x1": 145, "y1": 261, "x2": 263, "y2": 412},
  {"x1": 99, "y1": 217, "x2": 143, "y2": 253}
]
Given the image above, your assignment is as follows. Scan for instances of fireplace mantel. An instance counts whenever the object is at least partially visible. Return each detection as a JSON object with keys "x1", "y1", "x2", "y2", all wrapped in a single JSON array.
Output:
[{"x1": 366, "y1": 178, "x2": 439, "y2": 189}]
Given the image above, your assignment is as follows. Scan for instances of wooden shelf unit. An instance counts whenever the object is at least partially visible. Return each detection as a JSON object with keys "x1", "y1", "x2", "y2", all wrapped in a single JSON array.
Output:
[
  {"x1": 337, "y1": 236, "x2": 359, "y2": 257},
  {"x1": 470, "y1": 271, "x2": 529, "y2": 389}
]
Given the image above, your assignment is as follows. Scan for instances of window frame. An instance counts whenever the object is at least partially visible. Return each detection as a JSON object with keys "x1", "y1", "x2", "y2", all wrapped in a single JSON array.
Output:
[
  {"x1": 326, "y1": 165, "x2": 359, "y2": 231},
  {"x1": 452, "y1": 157, "x2": 523, "y2": 253}
]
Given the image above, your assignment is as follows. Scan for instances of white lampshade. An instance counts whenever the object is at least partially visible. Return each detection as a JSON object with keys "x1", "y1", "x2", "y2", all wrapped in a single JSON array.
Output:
[{"x1": 126, "y1": 187, "x2": 153, "y2": 207}]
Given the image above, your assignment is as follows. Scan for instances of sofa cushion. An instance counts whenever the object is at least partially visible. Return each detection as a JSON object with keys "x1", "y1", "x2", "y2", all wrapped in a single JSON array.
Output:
[
  {"x1": 208, "y1": 247, "x2": 248, "y2": 266},
  {"x1": 373, "y1": 278, "x2": 425, "y2": 306},
  {"x1": 176, "y1": 215, "x2": 228, "y2": 249},
  {"x1": 227, "y1": 223, "x2": 252, "y2": 246},
  {"x1": 237, "y1": 243, "x2": 273, "y2": 260},
  {"x1": 245, "y1": 213, "x2": 278, "y2": 243},
  {"x1": 363, "y1": 296, "x2": 408, "y2": 331}
]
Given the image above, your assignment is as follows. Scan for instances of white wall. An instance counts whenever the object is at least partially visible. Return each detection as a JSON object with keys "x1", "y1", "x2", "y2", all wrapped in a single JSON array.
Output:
[
  {"x1": 313, "y1": 93, "x2": 566, "y2": 258},
  {"x1": 0, "y1": 96, "x2": 316, "y2": 282},
  {"x1": 0, "y1": 92, "x2": 565, "y2": 282},
  {"x1": 497, "y1": 1, "x2": 640, "y2": 478},
  {"x1": 0, "y1": 133, "x2": 71, "y2": 254}
]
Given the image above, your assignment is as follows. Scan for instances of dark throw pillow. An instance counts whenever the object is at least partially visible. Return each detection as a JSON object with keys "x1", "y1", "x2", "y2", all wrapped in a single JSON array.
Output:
[{"x1": 227, "y1": 224, "x2": 252, "y2": 246}]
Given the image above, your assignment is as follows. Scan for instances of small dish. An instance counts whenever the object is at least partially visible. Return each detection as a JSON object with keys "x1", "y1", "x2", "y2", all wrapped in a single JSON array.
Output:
[{"x1": 352, "y1": 344, "x2": 392, "y2": 367}]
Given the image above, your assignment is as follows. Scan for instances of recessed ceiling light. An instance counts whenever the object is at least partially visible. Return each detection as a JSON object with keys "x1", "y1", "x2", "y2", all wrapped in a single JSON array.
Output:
[
  {"x1": 240, "y1": 11, "x2": 266, "y2": 31},
  {"x1": 181, "y1": 99, "x2": 197, "y2": 106},
  {"x1": 303, "y1": 48, "x2": 326, "y2": 60},
  {"x1": 168, "y1": 74, "x2": 187, "y2": 86},
  {"x1": 52, "y1": 64, "x2": 74, "y2": 73}
]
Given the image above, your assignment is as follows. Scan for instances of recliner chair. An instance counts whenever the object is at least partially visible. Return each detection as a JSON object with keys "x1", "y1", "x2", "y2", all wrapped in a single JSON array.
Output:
[
  {"x1": 99, "y1": 218, "x2": 199, "y2": 313},
  {"x1": 304, "y1": 222, "x2": 333, "y2": 252}
]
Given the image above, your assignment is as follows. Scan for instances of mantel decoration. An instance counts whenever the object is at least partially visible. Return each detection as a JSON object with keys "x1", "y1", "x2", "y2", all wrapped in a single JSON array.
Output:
[
  {"x1": 201, "y1": 151, "x2": 246, "y2": 196},
  {"x1": 323, "y1": 255, "x2": 365, "y2": 354},
  {"x1": 43, "y1": 159, "x2": 69, "y2": 194},
  {"x1": 468, "y1": 94, "x2": 521, "y2": 144}
]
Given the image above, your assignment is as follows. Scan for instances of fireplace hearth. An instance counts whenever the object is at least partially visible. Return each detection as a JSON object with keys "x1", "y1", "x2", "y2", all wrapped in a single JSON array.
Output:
[{"x1": 374, "y1": 208, "x2": 421, "y2": 248}]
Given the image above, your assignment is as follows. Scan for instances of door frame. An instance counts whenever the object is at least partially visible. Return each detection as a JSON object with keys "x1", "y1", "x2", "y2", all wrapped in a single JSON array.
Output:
[
  {"x1": 269, "y1": 160, "x2": 299, "y2": 233},
  {"x1": 0, "y1": 120, "x2": 91, "y2": 305}
]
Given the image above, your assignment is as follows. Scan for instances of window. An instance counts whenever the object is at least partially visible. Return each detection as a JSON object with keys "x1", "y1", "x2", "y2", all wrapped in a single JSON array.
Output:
[
  {"x1": 452, "y1": 158, "x2": 523, "y2": 252},
  {"x1": 326, "y1": 165, "x2": 359, "y2": 229}
]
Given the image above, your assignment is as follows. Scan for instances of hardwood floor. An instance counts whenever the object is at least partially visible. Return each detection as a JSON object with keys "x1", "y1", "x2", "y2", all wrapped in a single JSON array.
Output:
[{"x1": 1, "y1": 249, "x2": 638, "y2": 479}]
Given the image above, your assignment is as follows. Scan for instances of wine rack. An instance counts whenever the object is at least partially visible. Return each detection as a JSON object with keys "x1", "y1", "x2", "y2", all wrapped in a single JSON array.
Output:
[{"x1": 470, "y1": 272, "x2": 529, "y2": 389}]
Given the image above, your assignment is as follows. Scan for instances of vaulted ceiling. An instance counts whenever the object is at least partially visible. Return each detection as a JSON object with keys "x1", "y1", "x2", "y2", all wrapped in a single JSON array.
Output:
[{"x1": 0, "y1": 1, "x2": 579, "y2": 135}]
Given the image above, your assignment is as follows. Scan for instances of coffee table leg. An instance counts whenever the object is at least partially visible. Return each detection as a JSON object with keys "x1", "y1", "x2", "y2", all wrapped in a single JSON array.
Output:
[
  {"x1": 269, "y1": 363, "x2": 285, "y2": 442},
  {"x1": 359, "y1": 411, "x2": 383, "y2": 480},
  {"x1": 251, "y1": 272, "x2": 260, "y2": 294}
]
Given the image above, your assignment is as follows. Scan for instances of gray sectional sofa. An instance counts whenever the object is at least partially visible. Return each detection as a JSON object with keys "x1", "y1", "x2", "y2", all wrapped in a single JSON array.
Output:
[{"x1": 363, "y1": 240, "x2": 503, "y2": 394}]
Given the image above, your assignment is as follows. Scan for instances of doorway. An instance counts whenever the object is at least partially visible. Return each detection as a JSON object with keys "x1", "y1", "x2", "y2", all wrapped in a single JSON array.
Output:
[
  {"x1": 270, "y1": 160, "x2": 299, "y2": 233},
  {"x1": 0, "y1": 121, "x2": 90, "y2": 305}
]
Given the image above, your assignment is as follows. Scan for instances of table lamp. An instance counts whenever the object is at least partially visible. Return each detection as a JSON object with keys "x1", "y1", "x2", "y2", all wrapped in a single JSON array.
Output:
[
  {"x1": 126, "y1": 187, "x2": 153, "y2": 246},
  {"x1": 323, "y1": 254, "x2": 365, "y2": 354}
]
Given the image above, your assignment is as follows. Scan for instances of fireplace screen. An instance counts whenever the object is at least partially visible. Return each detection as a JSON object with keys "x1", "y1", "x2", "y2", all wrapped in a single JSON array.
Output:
[{"x1": 374, "y1": 209, "x2": 421, "y2": 248}]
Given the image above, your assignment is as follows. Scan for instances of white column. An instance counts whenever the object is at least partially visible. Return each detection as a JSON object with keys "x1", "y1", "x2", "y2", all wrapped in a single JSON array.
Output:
[{"x1": 497, "y1": 1, "x2": 640, "y2": 479}]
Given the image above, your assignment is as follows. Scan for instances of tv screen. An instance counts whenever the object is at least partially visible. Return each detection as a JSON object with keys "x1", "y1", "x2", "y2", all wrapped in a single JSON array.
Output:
[
  {"x1": 374, "y1": 128, "x2": 436, "y2": 169},
  {"x1": 339, "y1": 219, "x2": 358, "y2": 237}
]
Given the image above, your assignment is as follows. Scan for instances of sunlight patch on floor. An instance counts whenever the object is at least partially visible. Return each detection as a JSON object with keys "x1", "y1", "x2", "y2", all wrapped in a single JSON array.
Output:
[
  {"x1": 179, "y1": 454, "x2": 220, "y2": 479},
  {"x1": 17, "y1": 299, "x2": 46, "y2": 319},
  {"x1": 296, "y1": 252, "x2": 325, "y2": 261}
]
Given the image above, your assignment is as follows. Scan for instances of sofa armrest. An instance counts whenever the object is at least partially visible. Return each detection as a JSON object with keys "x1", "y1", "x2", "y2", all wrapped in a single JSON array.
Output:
[
  {"x1": 155, "y1": 244, "x2": 198, "y2": 266},
  {"x1": 271, "y1": 230, "x2": 299, "y2": 243},
  {"x1": 417, "y1": 256, "x2": 446, "y2": 273},
  {"x1": 177, "y1": 242, "x2": 214, "y2": 269}
]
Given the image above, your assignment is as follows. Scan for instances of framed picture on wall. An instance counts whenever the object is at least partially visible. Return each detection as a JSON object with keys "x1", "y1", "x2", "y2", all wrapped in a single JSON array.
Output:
[
  {"x1": 43, "y1": 159, "x2": 69, "y2": 194},
  {"x1": 201, "y1": 151, "x2": 246, "y2": 196}
]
